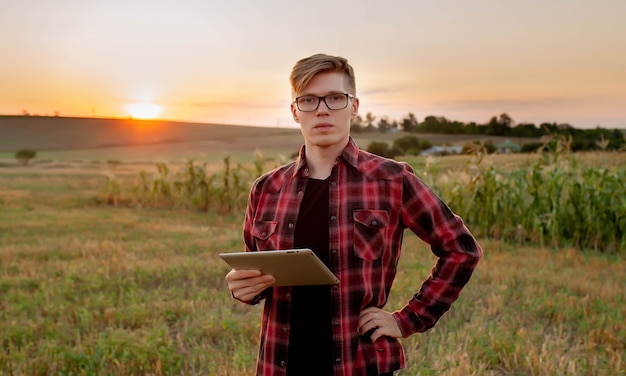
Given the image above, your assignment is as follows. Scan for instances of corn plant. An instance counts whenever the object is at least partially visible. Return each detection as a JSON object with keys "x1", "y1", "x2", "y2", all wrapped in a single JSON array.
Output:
[{"x1": 100, "y1": 175, "x2": 122, "y2": 206}]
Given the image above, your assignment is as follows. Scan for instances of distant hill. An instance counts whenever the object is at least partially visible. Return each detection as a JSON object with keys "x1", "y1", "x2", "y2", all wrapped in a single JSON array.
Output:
[{"x1": 0, "y1": 116, "x2": 301, "y2": 153}]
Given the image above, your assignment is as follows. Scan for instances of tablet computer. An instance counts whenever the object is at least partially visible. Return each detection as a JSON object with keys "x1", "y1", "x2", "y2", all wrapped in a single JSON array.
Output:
[{"x1": 219, "y1": 248, "x2": 339, "y2": 286}]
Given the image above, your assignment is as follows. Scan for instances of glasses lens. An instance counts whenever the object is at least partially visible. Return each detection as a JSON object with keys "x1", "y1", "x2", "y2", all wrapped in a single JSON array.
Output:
[
  {"x1": 296, "y1": 96, "x2": 319, "y2": 112},
  {"x1": 325, "y1": 94, "x2": 348, "y2": 110}
]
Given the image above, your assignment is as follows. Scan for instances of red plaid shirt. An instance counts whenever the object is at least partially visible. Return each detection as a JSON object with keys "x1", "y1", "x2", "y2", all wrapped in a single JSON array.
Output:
[{"x1": 242, "y1": 138, "x2": 482, "y2": 376}]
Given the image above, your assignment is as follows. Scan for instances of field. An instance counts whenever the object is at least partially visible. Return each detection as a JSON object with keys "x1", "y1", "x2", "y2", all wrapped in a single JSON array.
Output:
[{"x1": 1, "y1": 117, "x2": 625, "y2": 375}]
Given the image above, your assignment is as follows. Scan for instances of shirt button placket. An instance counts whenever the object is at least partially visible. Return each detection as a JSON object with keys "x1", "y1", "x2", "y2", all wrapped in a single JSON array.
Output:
[{"x1": 330, "y1": 250, "x2": 339, "y2": 292}]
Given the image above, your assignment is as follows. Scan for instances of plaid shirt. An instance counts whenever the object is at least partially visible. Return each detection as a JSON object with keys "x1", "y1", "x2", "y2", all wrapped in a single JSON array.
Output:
[{"x1": 242, "y1": 138, "x2": 482, "y2": 376}]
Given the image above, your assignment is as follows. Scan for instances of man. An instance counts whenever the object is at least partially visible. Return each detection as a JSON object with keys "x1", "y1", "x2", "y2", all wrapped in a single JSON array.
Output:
[{"x1": 225, "y1": 53, "x2": 482, "y2": 376}]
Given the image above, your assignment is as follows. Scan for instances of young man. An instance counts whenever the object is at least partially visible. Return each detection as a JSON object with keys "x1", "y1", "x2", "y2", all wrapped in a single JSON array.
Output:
[{"x1": 225, "y1": 53, "x2": 482, "y2": 376}]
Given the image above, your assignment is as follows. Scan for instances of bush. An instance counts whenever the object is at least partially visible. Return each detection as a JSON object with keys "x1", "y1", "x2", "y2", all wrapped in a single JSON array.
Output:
[
  {"x1": 521, "y1": 142, "x2": 542, "y2": 153},
  {"x1": 418, "y1": 139, "x2": 433, "y2": 151},
  {"x1": 15, "y1": 149, "x2": 37, "y2": 166},
  {"x1": 393, "y1": 135, "x2": 421, "y2": 153},
  {"x1": 392, "y1": 136, "x2": 433, "y2": 156},
  {"x1": 366, "y1": 141, "x2": 402, "y2": 159}
]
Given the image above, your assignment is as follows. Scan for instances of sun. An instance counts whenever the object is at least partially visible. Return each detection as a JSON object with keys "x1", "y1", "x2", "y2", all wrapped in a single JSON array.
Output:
[{"x1": 126, "y1": 102, "x2": 162, "y2": 120}]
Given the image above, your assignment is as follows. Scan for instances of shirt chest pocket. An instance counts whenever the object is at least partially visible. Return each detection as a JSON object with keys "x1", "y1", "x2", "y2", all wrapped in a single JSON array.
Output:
[
  {"x1": 353, "y1": 210, "x2": 389, "y2": 262},
  {"x1": 252, "y1": 221, "x2": 278, "y2": 251}
]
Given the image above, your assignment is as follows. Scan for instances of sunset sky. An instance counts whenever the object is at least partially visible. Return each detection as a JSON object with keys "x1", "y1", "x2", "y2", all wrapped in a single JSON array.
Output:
[{"x1": 2, "y1": 0, "x2": 625, "y2": 129}]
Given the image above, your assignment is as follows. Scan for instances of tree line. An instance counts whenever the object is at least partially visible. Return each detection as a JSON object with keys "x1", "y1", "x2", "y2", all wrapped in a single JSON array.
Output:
[{"x1": 351, "y1": 112, "x2": 626, "y2": 152}]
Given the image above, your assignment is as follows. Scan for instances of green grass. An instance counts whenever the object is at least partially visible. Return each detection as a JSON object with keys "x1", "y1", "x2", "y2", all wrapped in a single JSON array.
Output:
[{"x1": 1, "y1": 165, "x2": 625, "y2": 375}]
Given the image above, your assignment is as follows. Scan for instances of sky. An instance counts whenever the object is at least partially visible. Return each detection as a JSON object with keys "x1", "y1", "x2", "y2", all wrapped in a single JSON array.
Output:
[{"x1": 1, "y1": 0, "x2": 625, "y2": 129}]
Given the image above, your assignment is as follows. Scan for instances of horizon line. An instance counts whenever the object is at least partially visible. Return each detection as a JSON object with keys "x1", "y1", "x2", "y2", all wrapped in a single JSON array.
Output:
[{"x1": 1, "y1": 113, "x2": 624, "y2": 131}]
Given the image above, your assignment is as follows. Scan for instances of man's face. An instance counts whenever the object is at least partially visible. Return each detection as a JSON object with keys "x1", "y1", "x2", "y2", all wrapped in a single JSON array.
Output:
[{"x1": 291, "y1": 71, "x2": 359, "y2": 149}]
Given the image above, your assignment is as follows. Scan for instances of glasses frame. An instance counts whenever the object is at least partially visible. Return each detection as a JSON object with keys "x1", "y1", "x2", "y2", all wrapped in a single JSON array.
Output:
[{"x1": 293, "y1": 93, "x2": 355, "y2": 112}]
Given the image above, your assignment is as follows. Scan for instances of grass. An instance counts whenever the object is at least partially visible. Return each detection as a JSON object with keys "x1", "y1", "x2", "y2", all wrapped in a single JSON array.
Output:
[
  {"x1": 409, "y1": 240, "x2": 625, "y2": 375},
  {"x1": 1, "y1": 161, "x2": 625, "y2": 375},
  {"x1": 1, "y1": 173, "x2": 251, "y2": 375}
]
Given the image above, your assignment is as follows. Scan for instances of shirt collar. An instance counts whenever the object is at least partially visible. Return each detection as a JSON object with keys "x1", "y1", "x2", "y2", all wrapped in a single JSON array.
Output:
[
  {"x1": 340, "y1": 137, "x2": 360, "y2": 169},
  {"x1": 294, "y1": 137, "x2": 360, "y2": 178}
]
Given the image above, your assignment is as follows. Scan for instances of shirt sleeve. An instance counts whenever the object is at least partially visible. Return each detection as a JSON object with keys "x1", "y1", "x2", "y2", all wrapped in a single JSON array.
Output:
[
  {"x1": 235, "y1": 178, "x2": 269, "y2": 306},
  {"x1": 393, "y1": 169, "x2": 482, "y2": 337}
]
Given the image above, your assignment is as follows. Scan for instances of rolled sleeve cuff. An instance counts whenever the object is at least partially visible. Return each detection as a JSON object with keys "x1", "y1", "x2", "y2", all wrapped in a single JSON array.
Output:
[{"x1": 231, "y1": 292, "x2": 263, "y2": 305}]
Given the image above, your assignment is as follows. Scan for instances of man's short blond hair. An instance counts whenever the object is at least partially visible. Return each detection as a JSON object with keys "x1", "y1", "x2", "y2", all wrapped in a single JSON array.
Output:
[{"x1": 289, "y1": 53, "x2": 356, "y2": 98}]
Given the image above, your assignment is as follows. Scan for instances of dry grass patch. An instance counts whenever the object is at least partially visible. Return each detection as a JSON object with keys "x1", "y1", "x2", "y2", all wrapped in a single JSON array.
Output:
[{"x1": 394, "y1": 238, "x2": 625, "y2": 375}]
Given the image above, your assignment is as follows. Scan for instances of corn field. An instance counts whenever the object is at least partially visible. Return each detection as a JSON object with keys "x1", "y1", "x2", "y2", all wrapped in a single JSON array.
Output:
[
  {"x1": 422, "y1": 143, "x2": 625, "y2": 253},
  {"x1": 100, "y1": 145, "x2": 625, "y2": 253},
  {"x1": 100, "y1": 155, "x2": 271, "y2": 214}
]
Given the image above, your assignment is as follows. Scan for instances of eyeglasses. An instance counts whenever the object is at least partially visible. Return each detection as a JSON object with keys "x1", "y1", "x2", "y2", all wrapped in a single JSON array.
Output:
[{"x1": 293, "y1": 93, "x2": 355, "y2": 112}]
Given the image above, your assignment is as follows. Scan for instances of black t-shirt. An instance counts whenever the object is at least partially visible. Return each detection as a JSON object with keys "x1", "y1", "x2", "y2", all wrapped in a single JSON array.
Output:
[{"x1": 286, "y1": 177, "x2": 334, "y2": 375}]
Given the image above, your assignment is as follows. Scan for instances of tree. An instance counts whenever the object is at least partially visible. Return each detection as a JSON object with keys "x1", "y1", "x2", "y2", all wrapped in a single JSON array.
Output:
[
  {"x1": 485, "y1": 113, "x2": 514, "y2": 136},
  {"x1": 351, "y1": 115, "x2": 364, "y2": 133},
  {"x1": 390, "y1": 119, "x2": 399, "y2": 132},
  {"x1": 15, "y1": 149, "x2": 37, "y2": 166},
  {"x1": 364, "y1": 112, "x2": 376, "y2": 132},
  {"x1": 400, "y1": 113, "x2": 418, "y2": 132},
  {"x1": 377, "y1": 116, "x2": 391, "y2": 133},
  {"x1": 498, "y1": 113, "x2": 514, "y2": 128},
  {"x1": 418, "y1": 116, "x2": 446, "y2": 133},
  {"x1": 609, "y1": 129, "x2": 626, "y2": 150},
  {"x1": 511, "y1": 122, "x2": 539, "y2": 138}
]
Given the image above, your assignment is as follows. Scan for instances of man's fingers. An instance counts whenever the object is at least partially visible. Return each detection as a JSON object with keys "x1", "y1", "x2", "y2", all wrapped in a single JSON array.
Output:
[
  {"x1": 230, "y1": 275, "x2": 275, "y2": 294},
  {"x1": 357, "y1": 308, "x2": 379, "y2": 330},
  {"x1": 225, "y1": 268, "x2": 262, "y2": 282},
  {"x1": 226, "y1": 268, "x2": 276, "y2": 302},
  {"x1": 358, "y1": 308, "x2": 403, "y2": 342}
]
